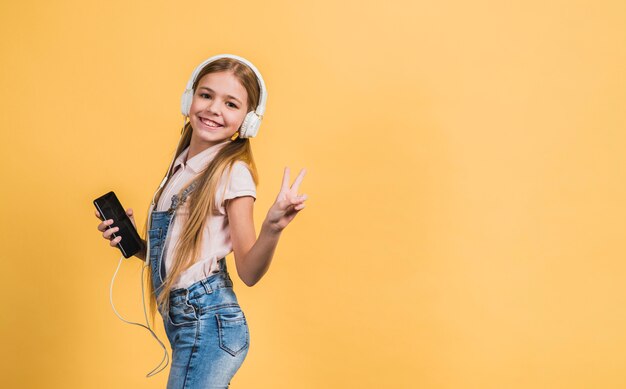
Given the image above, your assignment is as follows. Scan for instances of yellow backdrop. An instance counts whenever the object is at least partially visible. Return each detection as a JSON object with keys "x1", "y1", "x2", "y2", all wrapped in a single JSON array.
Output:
[{"x1": 1, "y1": 0, "x2": 625, "y2": 387}]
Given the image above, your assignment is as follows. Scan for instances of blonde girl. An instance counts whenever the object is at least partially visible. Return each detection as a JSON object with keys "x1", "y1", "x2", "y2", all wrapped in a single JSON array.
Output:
[{"x1": 95, "y1": 54, "x2": 307, "y2": 388}]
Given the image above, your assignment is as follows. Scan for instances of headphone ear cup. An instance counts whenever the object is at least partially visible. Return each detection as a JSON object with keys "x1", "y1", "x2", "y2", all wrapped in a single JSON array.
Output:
[
  {"x1": 181, "y1": 90, "x2": 193, "y2": 116},
  {"x1": 239, "y1": 112, "x2": 261, "y2": 138}
]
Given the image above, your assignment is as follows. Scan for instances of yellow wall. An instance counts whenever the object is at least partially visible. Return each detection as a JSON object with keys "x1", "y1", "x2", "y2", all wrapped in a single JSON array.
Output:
[{"x1": 1, "y1": 0, "x2": 625, "y2": 387}]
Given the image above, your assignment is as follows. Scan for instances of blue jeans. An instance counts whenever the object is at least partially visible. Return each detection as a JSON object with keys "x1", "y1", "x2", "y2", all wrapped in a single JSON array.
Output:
[{"x1": 148, "y1": 189, "x2": 250, "y2": 388}]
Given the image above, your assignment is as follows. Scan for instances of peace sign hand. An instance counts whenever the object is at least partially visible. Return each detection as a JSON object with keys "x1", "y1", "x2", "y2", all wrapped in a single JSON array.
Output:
[{"x1": 264, "y1": 167, "x2": 308, "y2": 233}]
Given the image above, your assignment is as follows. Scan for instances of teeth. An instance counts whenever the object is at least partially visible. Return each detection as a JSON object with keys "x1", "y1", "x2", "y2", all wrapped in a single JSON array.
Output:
[{"x1": 200, "y1": 118, "x2": 222, "y2": 127}]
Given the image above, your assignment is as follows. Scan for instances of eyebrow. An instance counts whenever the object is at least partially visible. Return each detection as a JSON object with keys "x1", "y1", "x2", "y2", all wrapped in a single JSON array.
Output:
[{"x1": 198, "y1": 87, "x2": 243, "y2": 105}]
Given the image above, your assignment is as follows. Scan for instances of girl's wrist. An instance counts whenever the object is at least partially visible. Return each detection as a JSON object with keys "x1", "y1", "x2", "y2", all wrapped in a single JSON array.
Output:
[{"x1": 262, "y1": 219, "x2": 283, "y2": 235}]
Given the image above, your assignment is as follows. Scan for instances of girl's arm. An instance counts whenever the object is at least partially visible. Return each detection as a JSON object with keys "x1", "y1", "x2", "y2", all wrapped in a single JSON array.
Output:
[
  {"x1": 227, "y1": 167, "x2": 307, "y2": 287},
  {"x1": 227, "y1": 196, "x2": 279, "y2": 287}
]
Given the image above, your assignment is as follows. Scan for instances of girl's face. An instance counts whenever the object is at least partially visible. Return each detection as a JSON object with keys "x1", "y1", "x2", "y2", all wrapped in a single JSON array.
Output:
[{"x1": 189, "y1": 71, "x2": 249, "y2": 148}]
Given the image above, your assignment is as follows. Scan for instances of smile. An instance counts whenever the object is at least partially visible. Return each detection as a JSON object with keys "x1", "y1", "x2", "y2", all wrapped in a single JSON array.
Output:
[{"x1": 199, "y1": 117, "x2": 223, "y2": 128}]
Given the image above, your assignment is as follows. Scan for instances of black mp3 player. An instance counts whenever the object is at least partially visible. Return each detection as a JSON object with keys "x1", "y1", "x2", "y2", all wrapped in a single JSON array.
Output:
[{"x1": 93, "y1": 191, "x2": 145, "y2": 258}]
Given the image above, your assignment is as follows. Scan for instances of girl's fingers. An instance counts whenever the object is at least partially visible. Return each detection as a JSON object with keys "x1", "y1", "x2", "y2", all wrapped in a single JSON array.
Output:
[
  {"x1": 110, "y1": 236, "x2": 121, "y2": 246},
  {"x1": 103, "y1": 226, "x2": 120, "y2": 239},
  {"x1": 281, "y1": 167, "x2": 290, "y2": 191},
  {"x1": 126, "y1": 209, "x2": 136, "y2": 227},
  {"x1": 95, "y1": 210, "x2": 122, "y2": 247},
  {"x1": 98, "y1": 219, "x2": 115, "y2": 232},
  {"x1": 289, "y1": 194, "x2": 307, "y2": 204},
  {"x1": 291, "y1": 168, "x2": 306, "y2": 192}
]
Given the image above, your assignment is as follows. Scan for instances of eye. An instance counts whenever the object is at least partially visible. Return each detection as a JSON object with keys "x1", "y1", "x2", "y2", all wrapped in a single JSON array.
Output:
[
  {"x1": 199, "y1": 93, "x2": 211, "y2": 99},
  {"x1": 226, "y1": 102, "x2": 238, "y2": 109}
]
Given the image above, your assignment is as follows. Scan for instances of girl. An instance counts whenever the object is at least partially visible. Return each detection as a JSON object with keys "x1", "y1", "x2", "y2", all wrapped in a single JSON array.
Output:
[{"x1": 95, "y1": 54, "x2": 307, "y2": 388}]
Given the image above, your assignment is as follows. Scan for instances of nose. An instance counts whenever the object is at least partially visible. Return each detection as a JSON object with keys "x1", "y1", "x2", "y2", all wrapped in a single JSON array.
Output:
[{"x1": 205, "y1": 98, "x2": 221, "y2": 115}]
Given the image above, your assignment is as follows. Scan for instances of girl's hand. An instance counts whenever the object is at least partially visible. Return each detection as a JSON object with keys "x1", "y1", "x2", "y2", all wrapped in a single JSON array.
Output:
[
  {"x1": 264, "y1": 167, "x2": 308, "y2": 233},
  {"x1": 95, "y1": 208, "x2": 137, "y2": 247}
]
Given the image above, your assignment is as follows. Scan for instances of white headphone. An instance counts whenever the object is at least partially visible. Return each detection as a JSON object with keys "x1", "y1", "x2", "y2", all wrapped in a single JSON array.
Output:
[{"x1": 180, "y1": 53, "x2": 268, "y2": 138}]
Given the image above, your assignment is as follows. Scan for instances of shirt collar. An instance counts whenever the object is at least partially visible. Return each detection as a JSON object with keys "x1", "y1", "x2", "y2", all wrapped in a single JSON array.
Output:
[{"x1": 172, "y1": 140, "x2": 230, "y2": 174}]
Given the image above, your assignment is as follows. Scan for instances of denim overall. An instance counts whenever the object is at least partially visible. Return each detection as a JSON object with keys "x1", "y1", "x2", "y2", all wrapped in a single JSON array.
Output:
[{"x1": 148, "y1": 181, "x2": 250, "y2": 389}]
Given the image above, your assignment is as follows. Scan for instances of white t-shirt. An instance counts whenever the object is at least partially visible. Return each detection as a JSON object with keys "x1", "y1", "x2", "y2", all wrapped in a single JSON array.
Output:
[{"x1": 154, "y1": 140, "x2": 256, "y2": 289}]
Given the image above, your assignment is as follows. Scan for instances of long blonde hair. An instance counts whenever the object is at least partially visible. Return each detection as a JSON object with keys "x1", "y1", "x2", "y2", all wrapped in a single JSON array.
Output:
[{"x1": 141, "y1": 58, "x2": 261, "y2": 321}]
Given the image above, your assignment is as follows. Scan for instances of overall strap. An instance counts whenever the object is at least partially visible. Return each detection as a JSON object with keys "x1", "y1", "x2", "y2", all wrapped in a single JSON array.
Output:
[{"x1": 168, "y1": 180, "x2": 199, "y2": 214}]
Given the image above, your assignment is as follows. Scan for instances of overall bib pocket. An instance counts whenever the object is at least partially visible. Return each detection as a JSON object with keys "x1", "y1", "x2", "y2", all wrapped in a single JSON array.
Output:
[{"x1": 148, "y1": 228, "x2": 163, "y2": 256}]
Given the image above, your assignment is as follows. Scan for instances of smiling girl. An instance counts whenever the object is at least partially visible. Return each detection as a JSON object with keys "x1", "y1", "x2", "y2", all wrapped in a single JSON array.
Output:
[{"x1": 95, "y1": 54, "x2": 307, "y2": 387}]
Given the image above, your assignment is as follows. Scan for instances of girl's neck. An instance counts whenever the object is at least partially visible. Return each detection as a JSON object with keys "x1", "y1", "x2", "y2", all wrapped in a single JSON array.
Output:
[{"x1": 186, "y1": 138, "x2": 229, "y2": 161}]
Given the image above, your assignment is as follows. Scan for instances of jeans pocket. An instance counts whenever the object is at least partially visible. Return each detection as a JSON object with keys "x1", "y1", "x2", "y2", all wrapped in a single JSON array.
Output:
[
  {"x1": 168, "y1": 299, "x2": 198, "y2": 327},
  {"x1": 216, "y1": 308, "x2": 249, "y2": 357}
]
